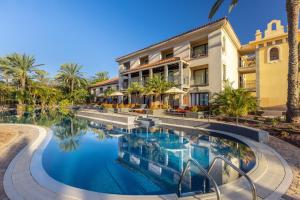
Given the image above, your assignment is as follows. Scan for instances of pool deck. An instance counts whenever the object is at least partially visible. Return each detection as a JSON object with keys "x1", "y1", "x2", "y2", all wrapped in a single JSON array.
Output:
[{"x1": 2, "y1": 120, "x2": 294, "y2": 200}]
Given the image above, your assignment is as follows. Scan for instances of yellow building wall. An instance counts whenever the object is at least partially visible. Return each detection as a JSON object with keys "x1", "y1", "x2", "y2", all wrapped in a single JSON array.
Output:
[{"x1": 258, "y1": 41, "x2": 289, "y2": 108}]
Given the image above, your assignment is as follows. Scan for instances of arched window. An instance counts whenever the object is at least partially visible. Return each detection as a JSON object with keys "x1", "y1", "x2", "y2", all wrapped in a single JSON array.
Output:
[
  {"x1": 272, "y1": 23, "x2": 277, "y2": 30},
  {"x1": 269, "y1": 47, "x2": 279, "y2": 61}
]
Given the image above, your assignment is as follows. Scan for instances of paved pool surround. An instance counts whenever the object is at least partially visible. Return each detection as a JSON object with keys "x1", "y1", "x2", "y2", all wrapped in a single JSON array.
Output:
[{"x1": 2, "y1": 120, "x2": 292, "y2": 200}]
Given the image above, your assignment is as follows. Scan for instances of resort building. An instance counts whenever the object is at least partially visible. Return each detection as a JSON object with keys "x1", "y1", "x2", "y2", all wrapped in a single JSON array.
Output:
[
  {"x1": 89, "y1": 77, "x2": 119, "y2": 103},
  {"x1": 239, "y1": 20, "x2": 300, "y2": 110},
  {"x1": 116, "y1": 18, "x2": 240, "y2": 107},
  {"x1": 91, "y1": 18, "x2": 300, "y2": 110}
]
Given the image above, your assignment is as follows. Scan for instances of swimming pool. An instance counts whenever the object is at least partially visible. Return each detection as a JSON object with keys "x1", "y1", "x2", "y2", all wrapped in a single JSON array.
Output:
[{"x1": 41, "y1": 116, "x2": 256, "y2": 195}]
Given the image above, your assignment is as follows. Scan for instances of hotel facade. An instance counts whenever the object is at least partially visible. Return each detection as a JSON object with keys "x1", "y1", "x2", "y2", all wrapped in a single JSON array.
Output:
[{"x1": 90, "y1": 18, "x2": 300, "y2": 110}]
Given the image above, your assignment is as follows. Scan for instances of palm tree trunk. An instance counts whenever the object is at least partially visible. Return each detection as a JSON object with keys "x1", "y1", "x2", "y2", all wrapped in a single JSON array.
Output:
[
  {"x1": 71, "y1": 79, "x2": 74, "y2": 93},
  {"x1": 286, "y1": 0, "x2": 300, "y2": 123}
]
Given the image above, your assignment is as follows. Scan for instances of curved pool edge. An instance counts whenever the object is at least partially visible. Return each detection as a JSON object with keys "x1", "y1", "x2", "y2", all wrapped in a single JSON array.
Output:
[{"x1": 2, "y1": 123, "x2": 293, "y2": 200}]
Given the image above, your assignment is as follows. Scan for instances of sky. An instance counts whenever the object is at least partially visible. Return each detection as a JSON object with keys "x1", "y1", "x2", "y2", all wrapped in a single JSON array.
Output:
[{"x1": 0, "y1": 0, "x2": 287, "y2": 79}]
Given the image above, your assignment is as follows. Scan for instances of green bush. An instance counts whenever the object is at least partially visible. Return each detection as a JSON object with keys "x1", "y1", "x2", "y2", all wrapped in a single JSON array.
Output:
[{"x1": 59, "y1": 99, "x2": 71, "y2": 108}]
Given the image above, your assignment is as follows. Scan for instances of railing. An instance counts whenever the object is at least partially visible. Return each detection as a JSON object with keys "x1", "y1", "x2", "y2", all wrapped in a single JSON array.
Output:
[
  {"x1": 177, "y1": 158, "x2": 221, "y2": 199},
  {"x1": 208, "y1": 156, "x2": 257, "y2": 200},
  {"x1": 240, "y1": 54, "x2": 256, "y2": 68},
  {"x1": 191, "y1": 51, "x2": 208, "y2": 59},
  {"x1": 241, "y1": 80, "x2": 256, "y2": 90}
]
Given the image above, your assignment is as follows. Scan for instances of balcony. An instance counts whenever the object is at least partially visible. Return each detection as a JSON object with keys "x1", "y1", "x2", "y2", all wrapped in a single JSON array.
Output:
[
  {"x1": 239, "y1": 54, "x2": 256, "y2": 73},
  {"x1": 191, "y1": 51, "x2": 208, "y2": 59},
  {"x1": 240, "y1": 80, "x2": 256, "y2": 91}
]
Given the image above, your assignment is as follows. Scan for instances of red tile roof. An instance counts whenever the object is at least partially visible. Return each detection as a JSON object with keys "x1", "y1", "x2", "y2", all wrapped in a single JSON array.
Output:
[
  {"x1": 116, "y1": 17, "x2": 226, "y2": 61},
  {"x1": 122, "y1": 57, "x2": 180, "y2": 74},
  {"x1": 90, "y1": 77, "x2": 119, "y2": 88}
]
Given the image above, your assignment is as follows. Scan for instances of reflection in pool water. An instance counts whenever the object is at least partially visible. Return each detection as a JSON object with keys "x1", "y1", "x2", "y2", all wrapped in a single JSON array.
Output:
[{"x1": 41, "y1": 116, "x2": 256, "y2": 195}]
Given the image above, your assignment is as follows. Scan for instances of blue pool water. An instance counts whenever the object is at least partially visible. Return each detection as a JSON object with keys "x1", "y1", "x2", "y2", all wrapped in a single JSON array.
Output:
[{"x1": 41, "y1": 116, "x2": 256, "y2": 195}]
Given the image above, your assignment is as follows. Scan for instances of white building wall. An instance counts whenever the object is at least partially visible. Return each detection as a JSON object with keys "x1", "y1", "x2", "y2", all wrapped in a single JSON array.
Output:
[
  {"x1": 207, "y1": 29, "x2": 223, "y2": 94},
  {"x1": 221, "y1": 28, "x2": 239, "y2": 89}
]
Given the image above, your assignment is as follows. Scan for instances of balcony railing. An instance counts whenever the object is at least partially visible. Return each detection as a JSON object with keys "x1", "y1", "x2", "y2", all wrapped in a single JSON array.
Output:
[
  {"x1": 240, "y1": 54, "x2": 256, "y2": 68},
  {"x1": 240, "y1": 80, "x2": 256, "y2": 90},
  {"x1": 191, "y1": 51, "x2": 208, "y2": 59}
]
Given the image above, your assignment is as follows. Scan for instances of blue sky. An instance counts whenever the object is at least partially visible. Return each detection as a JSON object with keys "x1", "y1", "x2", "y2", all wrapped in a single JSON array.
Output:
[{"x1": 0, "y1": 0, "x2": 286, "y2": 79}]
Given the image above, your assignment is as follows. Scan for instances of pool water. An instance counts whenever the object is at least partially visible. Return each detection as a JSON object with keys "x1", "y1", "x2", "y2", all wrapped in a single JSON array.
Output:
[{"x1": 41, "y1": 116, "x2": 256, "y2": 195}]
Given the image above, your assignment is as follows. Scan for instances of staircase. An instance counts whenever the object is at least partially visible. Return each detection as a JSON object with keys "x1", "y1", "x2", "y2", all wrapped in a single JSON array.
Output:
[{"x1": 178, "y1": 156, "x2": 257, "y2": 200}]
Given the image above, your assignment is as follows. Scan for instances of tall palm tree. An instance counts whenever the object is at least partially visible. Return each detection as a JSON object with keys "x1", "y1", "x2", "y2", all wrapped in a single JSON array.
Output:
[
  {"x1": 209, "y1": 0, "x2": 300, "y2": 123},
  {"x1": 56, "y1": 63, "x2": 87, "y2": 93},
  {"x1": 91, "y1": 71, "x2": 109, "y2": 84},
  {"x1": 0, "y1": 53, "x2": 44, "y2": 92}
]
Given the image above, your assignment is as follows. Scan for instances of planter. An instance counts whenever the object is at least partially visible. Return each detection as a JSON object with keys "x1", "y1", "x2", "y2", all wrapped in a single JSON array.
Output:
[{"x1": 186, "y1": 111, "x2": 205, "y2": 119}]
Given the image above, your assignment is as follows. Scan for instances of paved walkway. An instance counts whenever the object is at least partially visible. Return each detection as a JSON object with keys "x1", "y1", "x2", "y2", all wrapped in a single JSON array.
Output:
[
  {"x1": 0, "y1": 125, "x2": 37, "y2": 200},
  {"x1": 267, "y1": 136, "x2": 300, "y2": 200}
]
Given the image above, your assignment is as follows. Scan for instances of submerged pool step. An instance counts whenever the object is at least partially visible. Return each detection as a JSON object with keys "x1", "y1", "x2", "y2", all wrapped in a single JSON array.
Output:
[{"x1": 105, "y1": 161, "x2": 165, "y2": 195}]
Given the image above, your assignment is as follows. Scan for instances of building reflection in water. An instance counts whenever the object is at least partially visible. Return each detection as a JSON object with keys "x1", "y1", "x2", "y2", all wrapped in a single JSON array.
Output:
[
  {"x1": 87, "y1": 121, "x2": 255, "y2": 195},
  {"x1": 115, "y1": 126, "x2": 255, "y2": 194}
]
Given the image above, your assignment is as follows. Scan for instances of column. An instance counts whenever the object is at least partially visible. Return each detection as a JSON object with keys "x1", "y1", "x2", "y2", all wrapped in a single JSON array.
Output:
[
  {"x1": 149, "y1": 68, "x2": 153, "y2": 78},
  {"x1": 164, "y1": 65, "x2": 168, "y2": 104},
  {"x1": 139, "y1": 71, "x2": 143, "y2": 84},
  {"x1": 164, "y1": 65, "x2": 168, "y2": 81},
  {"x1": 119, "y1": 75, "x2": 123, "y2": 90},
  {"x1": 179, "y1": 62, "x2": 184, "y2": 106},
  {"x1": 128, "y1": 73, "x2": 132, "y2": 104},
  {"x1": 128, "y1": 73, "x2": 132, "y2": 83}
]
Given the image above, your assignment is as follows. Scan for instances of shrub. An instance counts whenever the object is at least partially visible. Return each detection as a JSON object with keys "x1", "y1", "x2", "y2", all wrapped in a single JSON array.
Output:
[
  {"x1": 191, "y1": 106, "x2": 198, "y2": 112},
  {"x1": 150, "y1": 104, "x2": 158, "y2": 110},
  {"x1": 59, "y1": 99, "x2": 71, "y2": 108},
  {"x1": 198, "y1": 105, "x2": 209, "y2": 111},
  {"x1": 162, "y1": 104, "x2": 170, "y2": 109},
  {"x1": 280, "y1": 131, "x2": 289, "y2": 138},
  {"x1": 211, "y1": 81, "x2": 257, "y2": 123}
]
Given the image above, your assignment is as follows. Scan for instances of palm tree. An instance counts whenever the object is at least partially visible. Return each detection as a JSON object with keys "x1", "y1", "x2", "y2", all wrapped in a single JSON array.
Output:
[
  {"x1": 146, "y1": 75, "x2": 173, "y2": 107},
  {"x1": 91, "y1": 71, "x2": 109, "y2": 84},
  {"x1": 211, "y1": 81, "x2": 257, "y2": 124},
  {"x1": 209, "y1": 0, "x2": 300, "y2": 123},
  {"x1": 0, "y1": 53, "x2": 44, "y2": 96},
  {"x1": 56, "y1": 63, "x2": 87, "y2": 93},
  {"x1": 127, "y1": 82, "x2": 144, "y2": 104}
]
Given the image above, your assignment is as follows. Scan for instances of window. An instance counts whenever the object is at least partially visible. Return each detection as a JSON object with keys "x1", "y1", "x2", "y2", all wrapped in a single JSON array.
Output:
[
  {"x1": 267, "y1": 41, "x2": 273, "y2": 46},
  {"x1": 194, "y1": 68, "x2": 208, "y2": 85},
  {"x1": 272, "y1": 23, "x2": 276, "y2": 30},
  {"x1": 258, "y1": 44, "x2": 264, "y2": 48},
  {"x1": 140, "y1": 56, "x2": 149, "y2": 65},
  {"x1": 161, "y1": 48, "x2": 174, "y2": 59},
  {"x1": 190, "y1": 93, "x2": 209, "y2": 106},
  {"x1": 191, "y1": 43, "x2": 208, "y2": 58},
  {"x1": 223, "y1": 65, "x2": 226, "y2": 81},
  {"x1": 123, "y1": 61, "x2": 131, "y2": 70},
  {"x1": 100, "y1": 87, "x2": 103, "y2": 93},
  {"x1": 269, "y1": 47, "x2": 279, "y2": 61}
]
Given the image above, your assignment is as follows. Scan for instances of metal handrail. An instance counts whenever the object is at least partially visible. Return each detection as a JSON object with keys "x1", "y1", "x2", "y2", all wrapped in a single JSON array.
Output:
[
  {"x1": 177, "y1": 158, "x2": 221, "y2": 199},
  {"x1": 208, "y1": 156, "x2": 257, "y2": 200}
]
